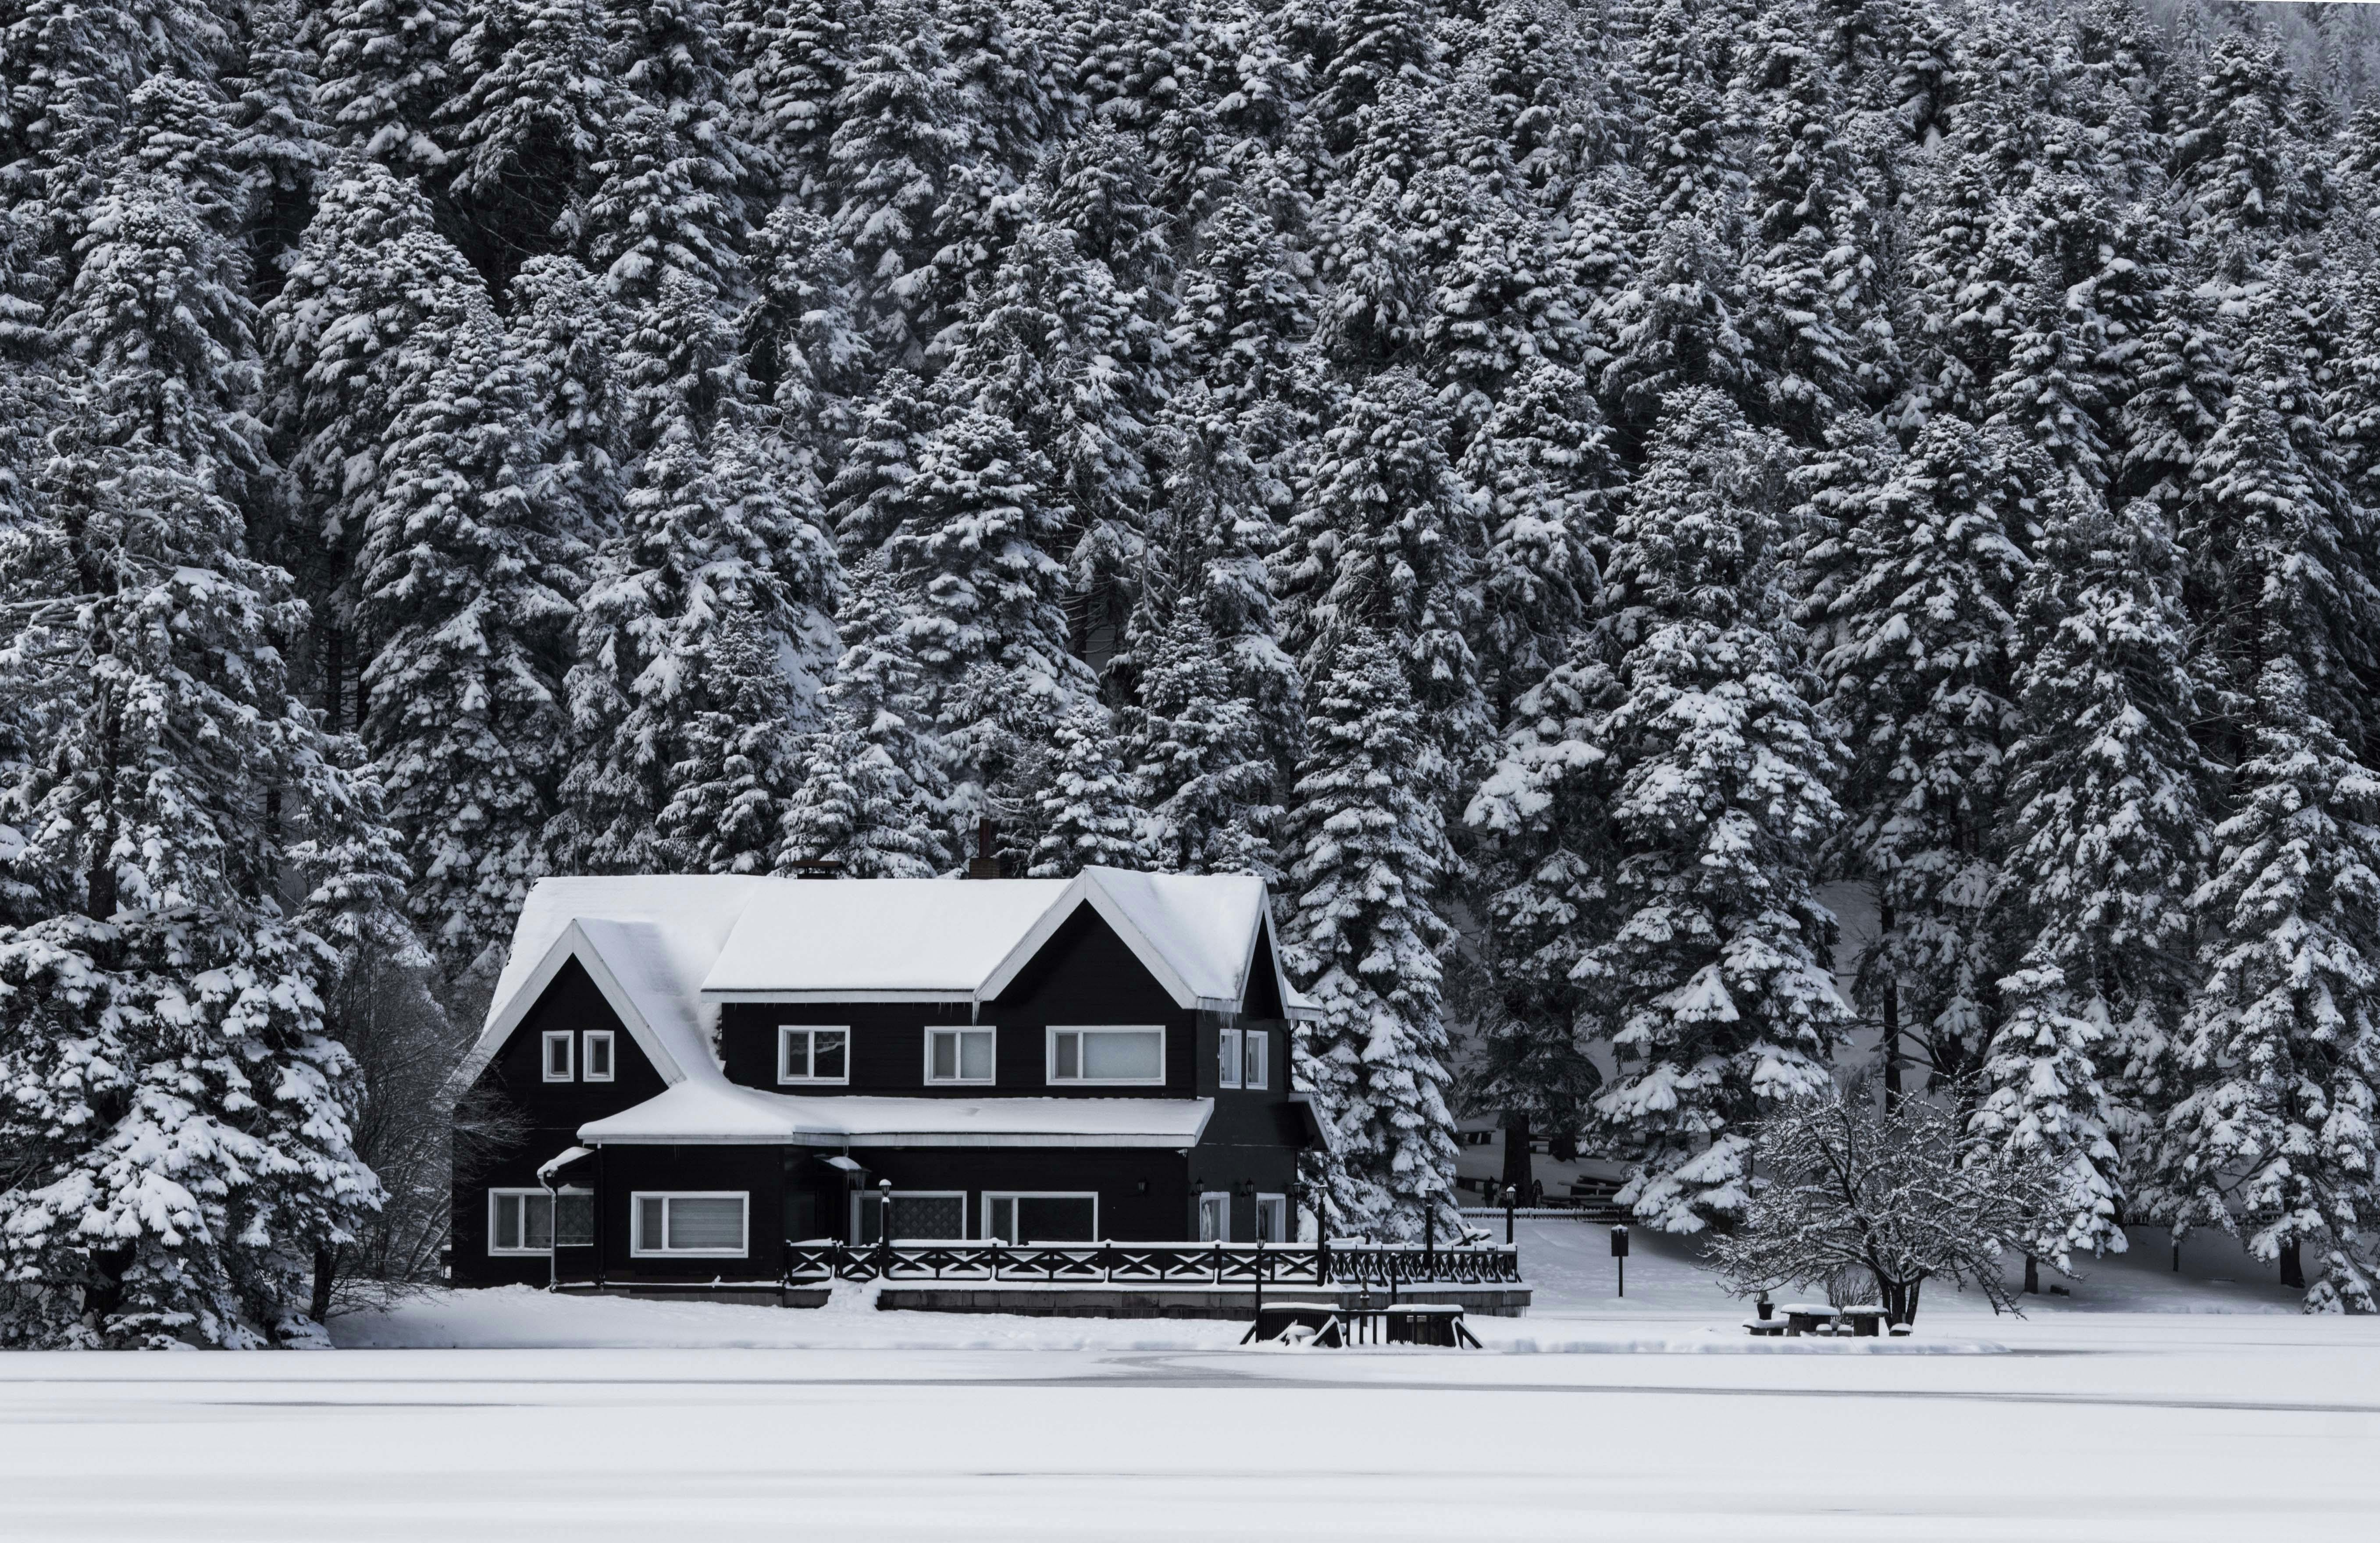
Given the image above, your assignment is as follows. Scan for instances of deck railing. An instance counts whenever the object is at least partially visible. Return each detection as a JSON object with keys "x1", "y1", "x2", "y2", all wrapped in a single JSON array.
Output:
[{"x1": 779, "y1": 1237, "x2": 1523, "y2": 1288}]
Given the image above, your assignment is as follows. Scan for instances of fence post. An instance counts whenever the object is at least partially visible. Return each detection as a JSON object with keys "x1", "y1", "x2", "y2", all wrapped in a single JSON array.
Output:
[{"x1": 1424, "y1": 1208, "x2": 1436, "y2": 1281}]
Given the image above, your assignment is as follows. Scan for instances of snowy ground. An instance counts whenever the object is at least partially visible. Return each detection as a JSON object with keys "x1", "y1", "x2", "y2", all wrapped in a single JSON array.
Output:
[{"x1": 1, "y1": 1222, "x2": 2371, "y2": 1541}]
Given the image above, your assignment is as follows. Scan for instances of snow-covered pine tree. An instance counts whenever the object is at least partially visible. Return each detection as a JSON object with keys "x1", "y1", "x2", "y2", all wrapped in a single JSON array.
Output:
[
  {"x1": 505, "y1": 254, "x2": 627, "y2": 548},
  {"x1": 779, "y1": 561, "x2": 951, "y2": 877},
  {"x1": 1596, "y1": 217, "x2": 1752, "y2": 448},
  {"x1": 655, "y1": 598, "x2": 807, "y2": 874},
  {"x1": 228, "y1": 0, "x2": 333, "y2": 298},
  {"x1": 307, "y1": 0, "x2": 466, "y2": 173},
  {"x1": 0, "y1": 160, "x2": 382, "y2": 1345},
  {"x1": 1575, "y1": 385, "x2": 1850, "y2": 1232},
  {"x1": 881, "y1": 407, "x2": 1094, "y2": 839},
  {"x1": 2148, "y1": 656, "x2": 2380, "y2": 1312},
  {"x1": 823, "y1": 0, "x2": 970, "y2": 366},
  {"x1": 728, "y1": 0, "x2": 848, "y2": 203},
  {"x1": 743, "y1": 204, "x2": 873, "y2": 466},
  {"x1": 437, "y1": 0, "x2": 622, "y2": 292},
  {"x1": 1281, "y1": 626, "x2": 1461, "y2": 1241},
  {"x1": 1278, "y1": 368, "x2": 1487, "y2": 794},
  {"x1": 826, "y1": 368, "x2": 939, "y2": 556},
  {"x1": 1821, "y1": 416, "x2": 2031, "y2": 1092},
  {"x1": 1460, "y1": 355, "x2": 1613, "y2": 718},
  {"x1": 580, "y1": 96, "x2": 748, "y2": 314},
  {"x1": 353, "y1": 256, "x2": 578, "y2": 982},
  {"x1": 555, "y1": 295, "x2": 837, "y2": 878},
  {"x1": 1978, "y1": 494, "x2": 2207, "y2": 1270},
  {"x1": 260, "y1": 159, "x2": 454, "y2": 731},
  {"x1": 1025, "y1": 701, "x2": 1154, "y2": 876},
  {"x1": 1126, "y1": 604, "x2": 1278, "y2": 877}
]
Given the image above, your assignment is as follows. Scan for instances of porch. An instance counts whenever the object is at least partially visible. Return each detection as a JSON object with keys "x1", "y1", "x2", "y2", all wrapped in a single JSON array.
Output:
[{"x1": 551, "y1": 1237, "x2": 1532, "y2": 1317}]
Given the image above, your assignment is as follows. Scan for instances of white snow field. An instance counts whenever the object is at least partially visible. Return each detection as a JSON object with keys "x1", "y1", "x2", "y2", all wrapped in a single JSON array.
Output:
[{"x1": 1, "y1": 1221, "x2": 2373, "y2": 1543}]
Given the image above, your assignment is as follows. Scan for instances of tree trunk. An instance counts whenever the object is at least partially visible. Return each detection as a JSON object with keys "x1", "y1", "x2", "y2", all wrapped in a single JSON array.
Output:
[
  {"x1": 1502, "y1": 1110, "x2": 1533, "y2": 1198},
  {"x1": 310, "y1": 1246, "x2": 338, "y2": 1323},
  {"x1": 2279, "y1": 1237, "x2": 2305, "y2": 1291},
  {"x1": 2023, "y1": 1253, "x2": 2038, "y2": 1295},
  {"x1": 1878, "y1": 902, "x2": 1901, "y2": 1108},
  {"x1": 1880, "y1": 1274, "x2": 1923, "y2": 1326}
]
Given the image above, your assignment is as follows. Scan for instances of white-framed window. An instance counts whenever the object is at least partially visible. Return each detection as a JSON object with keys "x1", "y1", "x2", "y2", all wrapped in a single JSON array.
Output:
[
  {"x1": 1242, "y1": 1029, "x2": 1270, "y2": 1091},
  {"x1": 779, "y1": 1025, "x2": 851, "y2": 1084},
  {"x1": 984, "y1": 1192, "x2": 1099, "y2": 1244},
  {"x1": 1198, "y1": 1191, "x2": 1230, "y2": 1243},
  {"x1": 542, "y1": 1030, "x2": 574, "y2": 1082},
  {"x1": 1047, "y1": 1025, "x2": 1164, "y2": 1086},
  {"x1": 584, "y1": 1030, "x2": 614, "y2": 1082},
  {"x1": 854, "y1": 1191, "x2": 969, "y2": 1244},
  {"x1": 1254, "y1": 1193, "x2": 1287, "y2": 1243},
  {"x1": 488, "y1": 1188, "x2": 594, "y2": 1254},
  {"x1": 925, "y1": 1026, "x2": 995, "y2": 1084},
  {"x1": 1217, "y1": 1026, "x2": 1243, "y2": 1089},
  {"x1": 631, "y1": 1192, "x2": 748, "y2": 1257}
]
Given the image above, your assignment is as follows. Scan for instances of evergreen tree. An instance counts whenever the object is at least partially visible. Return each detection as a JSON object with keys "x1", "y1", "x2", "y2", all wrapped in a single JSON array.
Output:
[
  {"x1": 354, "y1": 268, "x2": 577, "y2": 979},
  {"x1": 0, "y1": 164, "x2": 385, "y2": 1338},
  {"x1": 1278, "y1": 369, "x2": 1486, "y2": 790},
  {"x1": 1980, "y1": 496, "x2": 2208, "y2": 1268},
  {"x1": 505, "y1": 254, "x2": 628, "y2": 547},
  {"x1": 1577, "y1": 387, "x2": 1850, "y2": 1232},
  {"x1": 308, "y1": 0, "x2": 466, "y2": 172},
  {"x1": 780, "y1": 562, "x2": 950, "y2": 876},
  {"x1": 1026, "y1": 701, "x2": 1154, "y2": 876},
  {"x1": 2149, "y1": 658, "x2": 2380, "y2": 1312},
  {"x1": 438, "y1": 0, "x2": 621, "y2": 292},
  {"x1": 882, "y1": 408, "x2": 1093, "y2": 819},
  {"x1": 1281, "y1": 628, "x2": 1461, "y2": 1241},
  {"x1": 1821, "y1": 417, "x2": 2031, "y2": 1092}
]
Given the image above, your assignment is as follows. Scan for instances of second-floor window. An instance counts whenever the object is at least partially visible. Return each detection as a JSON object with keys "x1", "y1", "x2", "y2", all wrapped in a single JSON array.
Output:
[
  {"x1": 584, "y1": 1030, "x2": 614, "y2": 1082},
  {"x1": 780, "y1": 1026, "x2": 850, "y2": 1084},
  {"x1": 1218, "y1": 1027, "x2": 1242, "y2": 1088},
  {"x1": 1242, "y1": 1029, "x2": 1269, "y2": 1091},
  {"x1": 925, "y1": 1026, "x2": 995, "y2": 1084},
  {"x1": 542, "y1": 1030, "x2": 573, "y2": 1081},
  {"x1": 1047, "y1": 1026, "x2": 1164, "y2": 1085}
]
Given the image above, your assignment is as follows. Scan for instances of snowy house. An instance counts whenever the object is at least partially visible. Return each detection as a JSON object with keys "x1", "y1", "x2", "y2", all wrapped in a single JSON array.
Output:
[{"x1": 452, "y1": 870, "x2": 1324, "y2": 1289}]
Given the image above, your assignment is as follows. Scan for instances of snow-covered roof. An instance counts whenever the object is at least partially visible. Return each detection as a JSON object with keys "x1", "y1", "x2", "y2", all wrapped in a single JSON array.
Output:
[
  {"x1": 577, "y1": 1086, "x2": 1215, "y2": 1148},
  {"x1": 456, "y1": 877, "x2": 775, "y2": 1091},
  {"x1": 456, "y1": 869, "x2": 1318, "y2": 1129},
  {"x1": 700, "y1": 879, "x2": 1071, "y2": 999}
]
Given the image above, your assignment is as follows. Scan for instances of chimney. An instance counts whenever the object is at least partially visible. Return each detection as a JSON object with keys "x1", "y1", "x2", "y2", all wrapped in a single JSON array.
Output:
[{"x1": 966, "y1": 817, "x2": 1001, "y2": 880}]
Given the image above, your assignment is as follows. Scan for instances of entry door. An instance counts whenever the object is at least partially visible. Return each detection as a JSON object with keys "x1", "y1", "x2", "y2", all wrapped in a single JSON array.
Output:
[{"x1": 1198, "y1": 1192, "x2": 1230, "y2": 1243}]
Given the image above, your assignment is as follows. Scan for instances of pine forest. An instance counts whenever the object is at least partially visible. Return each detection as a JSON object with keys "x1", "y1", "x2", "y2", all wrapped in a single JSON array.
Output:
[{"x1": 6, "y1": 0, "x2": 2380, "y2": 1343}]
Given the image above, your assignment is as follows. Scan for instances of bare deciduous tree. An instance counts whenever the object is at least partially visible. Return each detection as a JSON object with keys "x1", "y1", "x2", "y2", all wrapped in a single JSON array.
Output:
[{"x1": 1709, "y1": 1082, "x2": 2063, "y2": 1325}]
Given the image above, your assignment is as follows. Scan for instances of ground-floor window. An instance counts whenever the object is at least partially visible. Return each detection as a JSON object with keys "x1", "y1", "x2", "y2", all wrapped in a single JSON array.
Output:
[
  {"x1": 984, "y1": 1193, "x2": 1098, "y2": 1244},
  {"x1": 1198, "y1": 1192, "x2": 1230, "y2": 1243},
  {"x1": 854, "y1": 1191, "x2": 968, "y2": 1244},
  {"x1": 631, "y1": 1192, "x2": 748, "y2": 1257},
  {"x1": 1254, "y1": 1194, "x2": 1287, "y2": 1243},
  {"x1": 488, "y1": 1188, "x2": 593, "y2": 1254}
]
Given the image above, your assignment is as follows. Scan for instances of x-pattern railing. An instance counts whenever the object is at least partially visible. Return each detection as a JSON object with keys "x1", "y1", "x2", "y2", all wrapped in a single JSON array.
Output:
[{"x1": 780, "y1": 1237, "x2": 1522, "y2": 1287}]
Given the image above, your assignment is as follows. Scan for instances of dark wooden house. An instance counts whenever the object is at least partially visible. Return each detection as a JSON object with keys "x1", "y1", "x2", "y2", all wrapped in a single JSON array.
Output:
[{"x1": 450, "y1": 870, "x2": 1324, "y2": 1289}]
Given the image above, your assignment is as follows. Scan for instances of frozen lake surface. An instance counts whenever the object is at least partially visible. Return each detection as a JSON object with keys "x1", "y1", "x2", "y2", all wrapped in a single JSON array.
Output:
[{"x1": 3, "y1": 1221, "x2": 2372, "y2": 1541}]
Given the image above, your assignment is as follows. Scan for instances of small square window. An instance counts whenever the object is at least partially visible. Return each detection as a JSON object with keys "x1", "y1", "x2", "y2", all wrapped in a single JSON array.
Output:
[
  {"x1": 779, "y1": 1026, "x2": 851, "y2": 1084},
  {"x1": 926, "y1": 1027, "x2": 994, "y2": 1084},
  {"x1": 584, "y1": 1031, "x2": 614, "y2": 1082},
  {"x1": 542, "y1": 1031, "x2": 573, "y2": 1081}
]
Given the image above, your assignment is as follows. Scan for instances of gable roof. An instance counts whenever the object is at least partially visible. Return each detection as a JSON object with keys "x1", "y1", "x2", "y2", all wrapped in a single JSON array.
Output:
[{"x1": 460, "y1": 869, "x2": 1320, "y2": 1103}]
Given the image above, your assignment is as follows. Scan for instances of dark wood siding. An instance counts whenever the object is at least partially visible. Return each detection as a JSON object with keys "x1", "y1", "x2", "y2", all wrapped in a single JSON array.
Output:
[
  {"x1": 448, "y1": 957, "x2": 667, "y2": 1287},
  {"x1": 595, "y1": 1144, "x2": 786, "y2": 1280},
  {"x1": 810, "y1": 1147, "x2": 1192, "y2": 1241},
  {"x1": 716, "y1": 907, "x2": 1202, "y2": 1097}
]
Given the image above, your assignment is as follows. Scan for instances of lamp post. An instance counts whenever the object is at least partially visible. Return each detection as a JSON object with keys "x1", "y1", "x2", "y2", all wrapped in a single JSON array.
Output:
[
  {"x1": 1610, "y1": 1224, "x2": 1629, "y2": 1298},
  {"x1": 875, "y1": 1178, "x2": 893, "y2": 1279}
]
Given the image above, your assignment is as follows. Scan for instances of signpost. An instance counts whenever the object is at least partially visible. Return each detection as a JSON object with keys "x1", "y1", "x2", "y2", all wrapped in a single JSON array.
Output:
[{"x1": 1610, "y1": 1224, "x2": 1630, "y2": 1298}]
